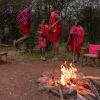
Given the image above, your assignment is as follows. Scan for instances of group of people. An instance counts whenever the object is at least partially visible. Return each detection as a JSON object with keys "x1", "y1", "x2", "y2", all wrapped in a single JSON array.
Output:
[
  {"x1": 38, "y1": 6, "x2": 62, "y2": 61},
  {"x1": 14, "y1": 5, "x2": 85, "y2": 63}
]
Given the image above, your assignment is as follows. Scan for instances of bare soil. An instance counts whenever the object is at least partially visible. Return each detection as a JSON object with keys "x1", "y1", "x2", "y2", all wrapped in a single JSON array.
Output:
[{"x1": 0, "y1": 50, "x2": 100, "y2": 100}]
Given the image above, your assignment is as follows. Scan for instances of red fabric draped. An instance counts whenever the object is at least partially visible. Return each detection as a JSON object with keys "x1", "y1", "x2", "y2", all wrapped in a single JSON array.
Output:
[
  {"x1": 49, "y1": 11, "x2": 62, "y2": 43},
  {"x1": 38, "y1": 24, "x2": 47, "y2": 48},
  {"x1": 17, "y1": 8, "x2": 31, "y2": 25},
  {"x1": 38, "y1": 24, "x2": 50, "y2": 42},
  {"x1": 38, "y1": 36, "x2": 46, "y2": 48},
  {"x1": 43, "y1": 24, "x2": 50, "y2": 42},
  {"x1": 68, "y1": 25, "x2": 85, "y2": 52},
  {"x1": 19, "y1": 24, "x2": 30, "y2": 35},
  {"x1": 16, "y1": 8, "x2": 31, "y2": 35}
]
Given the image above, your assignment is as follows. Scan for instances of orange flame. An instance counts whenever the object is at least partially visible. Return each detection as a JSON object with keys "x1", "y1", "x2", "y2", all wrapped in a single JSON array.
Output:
[{"x1": 60, "y1": 62, "x2": 77, "y2": 87}]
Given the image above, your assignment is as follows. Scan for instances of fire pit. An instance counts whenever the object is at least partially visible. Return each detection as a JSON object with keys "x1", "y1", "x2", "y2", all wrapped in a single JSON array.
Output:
[{"x1": 36, "y1": 61, "x2": 100, "y2": 100}]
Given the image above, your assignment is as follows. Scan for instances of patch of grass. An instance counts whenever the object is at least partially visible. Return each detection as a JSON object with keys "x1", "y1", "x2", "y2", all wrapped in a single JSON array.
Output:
[
  {"x1": 15, "y1": 42, "x2": 99, "y2": 67},
  {"x1": 15, "y1": 43, "x2": 73, "y2": 61}
]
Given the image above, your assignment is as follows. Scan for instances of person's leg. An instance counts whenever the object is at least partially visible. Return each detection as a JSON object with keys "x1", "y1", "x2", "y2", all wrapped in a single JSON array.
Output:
[
  {"x1": 15, "y1": 35, "x2": 29, "y2": 44},
  {"x1": 41, "y1": 47, "x2": 46, "y2": 61},
  {"x1": 50, "y1": 29, "x2": 61, "y2": 60},
  {"x1": 77, "y1": 52, "x2": 80, "y2": 62},
  {"x1": 13, "y1": 35, "x2": 29, "y2": 48},
  {"x1": 72, "y1": 52, "x2": 77, "y2": 64},
  {"x1": 40, "y1": 48, "x2": 42, "y2": 58},
  {"x1": 41, "y1": 47, "x2": 45, "y2": 57},
  {"x1": 76, "y1": 45, "x2": 81, "y2": 63},
  {"x1": 53, "y1": 42, "x2": 59, "y2": 60}
]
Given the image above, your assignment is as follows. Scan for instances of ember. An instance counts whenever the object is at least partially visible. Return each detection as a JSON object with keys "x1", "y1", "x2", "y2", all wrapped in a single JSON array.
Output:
[{"x1": 36, "y1": 61, "x2": 100, "y2": 100}]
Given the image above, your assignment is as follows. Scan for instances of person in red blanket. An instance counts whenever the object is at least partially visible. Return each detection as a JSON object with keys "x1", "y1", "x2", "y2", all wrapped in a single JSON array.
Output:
[
  {"x1": 43, "y1": 23, "x2": 50, "y2": 44},
  {"x1": 38, "y1": 20, "x2": 48, "y2": 61},
  {"x1": 49, "y1": 6, "x2": 62, "y2": 60},
  {"x1": 67, "y1": 22, "x2": 85, "y2": 64},
  {"x1": 14, "y1": 5, "x2": 32, "y2": 48}
]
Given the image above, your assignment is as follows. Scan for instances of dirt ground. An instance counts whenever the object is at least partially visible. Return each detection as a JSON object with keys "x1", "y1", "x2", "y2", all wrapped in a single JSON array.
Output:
[{"x1": 0, "y1": 51, "x2": 100, "y2": 100}]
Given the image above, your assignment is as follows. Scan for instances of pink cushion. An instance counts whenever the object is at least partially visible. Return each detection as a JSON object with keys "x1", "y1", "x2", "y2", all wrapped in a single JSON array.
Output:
[{"x1": 89, "y1": 44, "x2": 100, "y2": 55}]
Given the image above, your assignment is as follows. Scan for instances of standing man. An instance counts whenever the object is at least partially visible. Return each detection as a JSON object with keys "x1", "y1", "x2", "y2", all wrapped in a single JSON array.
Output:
[
  {"x1": 49, "y1": 6, "x2": 62, "y2": 60},
  {"x1": 67, "y1": 22, "x2": 85, "y2": 64},
  {"x1": 14, "y1": 5, "x2": 32, "y2": 48}
]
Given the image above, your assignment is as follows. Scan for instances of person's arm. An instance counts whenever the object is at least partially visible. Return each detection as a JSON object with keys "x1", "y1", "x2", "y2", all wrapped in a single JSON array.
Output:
[
  {"x1": 38, "y1": 31, "x2": 43, "y2": 34},
  {"x1": 49, "y1": 14, "x2": 62, "y2": 31}
]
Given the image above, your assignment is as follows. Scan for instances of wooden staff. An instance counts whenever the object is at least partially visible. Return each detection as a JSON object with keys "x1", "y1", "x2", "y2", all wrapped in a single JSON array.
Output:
[
  {"x1": 88, "y1": 79, "x2": 100, "y2": 100},
  {"x1": 58, "y1": 84, "x2": 64, "y2": 100},
  {"x1": 72, "y1": 33, "x2": 77, "y2": 64},
  {"x1": 83, "y1": 76, "x2": 100, "y2": 80},
  {"x1": 48, "y1": 18, "x2": 62, "y2": 34},
  {"x1": 51, "y1": 75, "x2": 64, "y2": 100}
]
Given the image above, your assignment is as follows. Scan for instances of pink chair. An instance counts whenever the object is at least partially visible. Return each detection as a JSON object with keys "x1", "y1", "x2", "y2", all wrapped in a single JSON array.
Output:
[{"x1": 83, "y1": 44, "x2": 100, "y2": 65}]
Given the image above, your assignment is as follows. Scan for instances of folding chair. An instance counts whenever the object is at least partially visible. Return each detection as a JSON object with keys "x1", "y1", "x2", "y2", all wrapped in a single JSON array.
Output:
[
  {"x1": 82, "y1": 44, "x2": 100, "y2": 66},
  {"x1": 0, "y1": 44, "x2": 8, "y2": 63}
]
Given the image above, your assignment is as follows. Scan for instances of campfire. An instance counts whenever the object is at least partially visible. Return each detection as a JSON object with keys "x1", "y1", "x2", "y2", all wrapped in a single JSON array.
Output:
[
  {"x1": 60, "y1": 62, "x2": 77, "y2": 87},
  {"x1": 36, "y1": 61, "x2": 100, "y2": 100}
]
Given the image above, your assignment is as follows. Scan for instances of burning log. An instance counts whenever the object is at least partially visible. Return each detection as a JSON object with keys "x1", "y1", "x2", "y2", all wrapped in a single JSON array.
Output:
[
  {"x1": 83, "y1": 76, "x2": 100, "y2": 92},
  {"x1": 36, "y1": 62, "x2": 100, "y2": 100},
  {"x1": 88, "y1": 79, "x2": 100, "y2": 100},
  {"x1": 77, "y1": 94, "x2": 87, "y2": 100},
  {"x1": 50, "y1": 86, "x2": 77, "y2": 100},
  {"x1": 58, "y1": 85, "x2": 64, "y2": 100},
  {"x1": 84, "y1": 76, "x2": 100, "y2": 80}
]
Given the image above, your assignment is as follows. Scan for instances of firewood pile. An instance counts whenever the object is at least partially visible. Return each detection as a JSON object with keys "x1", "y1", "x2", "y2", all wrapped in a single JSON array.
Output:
[{"x1": 36, "y1": 62, "x2": 100, "y2": 100}]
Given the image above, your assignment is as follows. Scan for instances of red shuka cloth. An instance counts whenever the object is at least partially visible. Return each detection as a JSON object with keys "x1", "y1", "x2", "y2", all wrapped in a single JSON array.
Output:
[
  {"x1": 49, "y1": 11, "x2": 62, "y2": 43},
  {"x1": 43, "y1": 24, "x2": 50, "y2": 42},
  {"x1": 17, "y1": 8, "x2": 31, "y2": 36},
  {"x1": 68, "y1": 25, "x2": 85, "y2": 53},
  {"x1": 38, "y1": 24, "x2": 47, "y2": 48},
  {"x1": 38, "y1": 23, "x2": 50, "y2": 43},
  {"x1": 38, "y1": 36, "x2": 46, "y2": 48},
  {"x1": 19, "y1": 24, "x2": 30, "y2": 35}
]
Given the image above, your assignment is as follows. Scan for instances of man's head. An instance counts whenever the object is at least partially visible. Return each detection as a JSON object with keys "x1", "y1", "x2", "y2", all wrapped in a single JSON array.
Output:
[
  {"x1": 50, "y1": 6, "x2": 60, "y2": 15},
  {"x1": 51, "y1": 6, "x2": 57, "y2": 12},
  {"x1": 75, "y1": 21, "x2": 81, "y2": 26},
  {"x1": 28, "y1": 5, "x2": 32, "y2": 11},
  {"x1": 41, "y1": 19, "x2": 45, "y2": 24}
]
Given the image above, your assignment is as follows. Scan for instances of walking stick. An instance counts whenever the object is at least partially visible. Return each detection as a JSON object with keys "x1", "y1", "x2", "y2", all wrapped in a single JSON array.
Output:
[
  {"x1": 57, "y1": 82, "x2": 64, "y2": 100},
  {"x1": 58, "y1": 85, "x2": 64, "y2": 100},
  {"x1": 73, "y1": 33, "x2": 77, "y2": 64}
]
